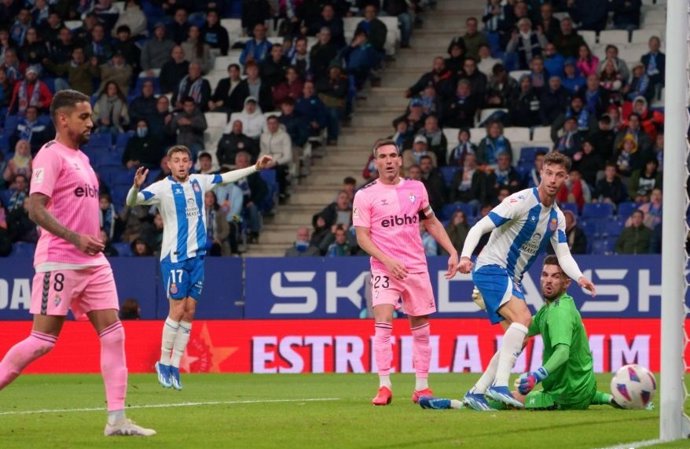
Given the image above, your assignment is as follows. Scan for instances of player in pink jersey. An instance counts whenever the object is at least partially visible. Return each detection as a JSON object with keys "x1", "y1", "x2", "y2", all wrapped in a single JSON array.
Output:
[
  {"x1": 353, "y1": 139, "x2": 459, "y2": 406},
  {"x1": 0, "y1": 90, "x2": 155, "y2": 437}
]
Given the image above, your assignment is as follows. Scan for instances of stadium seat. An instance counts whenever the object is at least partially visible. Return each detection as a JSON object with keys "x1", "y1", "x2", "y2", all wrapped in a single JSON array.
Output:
[
  {"x1": 602, "y1": 220, "x2": 624, "y2": 239},
  {"x1": 83, "y1": 133, "x2": 112, "y2": 151},
  {"x1": 518, "y1": 146, "x2": 546, "y2": 164},
  {"x1": 579, "y1": 30, "x2": 597, "y2": 47},
  {"x1": 631, "y1": 28, "x2": 663, "y2": 44},
  {"x1": 114, "y1": 131, "x2": 134, "y2": 151},
  {"x1": 439, "y1": 166, "x2": 458, "y2": 187},
  {"x1": 441, "y1": 202, "x2": 476, "y2": 221},
  {"x1": 11, "y1": 242, "x2": 36, "y2": 257},
  {"x1": 643, "y1": 9, "x2": 666, "y2": 26},
  {"x1": 582, "y1": 202, "x2": 615, "y2": 219},
  {"x1": 221, "y1": 18, "x2": 243, "y2": 42},
  {"x1": 0, "y1": 190, "x2": 11, "y2": 207},
  {"x1": 468, "y1": 127, "x2": 487, "y2": 144},
  {"x1": 590, "y1": 239, "x2": 611, "y2": 255},
  {"x1": 477, "y1": 108, "x2": 508, "y2": 127},
  {"x1": 617, "y1": 201, "x2": 638, "y2": 220},
  {"x1": 559, "y1": 202, "x2": 579, "y2": 216},
  {"x1": 508, "y1": 70, "x2": 531, "y2": 82},
  {"x1": 112, "y1": 242, "x2": 133, "y2": 257},
  {"x1": 134, "y1": 77, "x2": 161, "y2": 96},
  {"x1": 205, "y1": 112, "x2": 229, "y2": 128},
  {"x1": 598, "y1": 30, "x2": 630, "y2": 45}
]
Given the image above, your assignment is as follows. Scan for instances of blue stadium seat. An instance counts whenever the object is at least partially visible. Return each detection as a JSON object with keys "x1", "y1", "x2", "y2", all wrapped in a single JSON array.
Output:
[
  {"x1": 439, "y1": 166, "x2": 458, "y2": 187},
  {"x1": 579, "y1": 220, "x2": 597, "y2": 237},
  {"x1": 616, "y1": 201, "x2": 637, "y2": 220},
  {"x1": 12, "y1": 242, "x2": 36, "y2": 257},
  {"x1": 590, "y1": 239, "x2": 609, "y2": 255},
  {"x1": 114, "y1": 131, "x2": 134, "y2": 151},
  {"x1": 441, "y1": 202, "x2": 476, "y2": 221},
  {"x1": 582, "y1": 202, "x2": 615, "y2": 219},
  {"x1": 518, "y1": 146, "x2": 548, "y2": 164},
  {"x1": 559, "y1": 202, "x2": 579, "y2": 216},
  {"x1": 602, "y1": 220, "x2": 624, "y2": 239},
  {"x1": 43, "y1": 77, "x2": 56, "y2": 94},
  {"x1": 83, "y1": 133, "x2": 112, "y2": 152},
  {"x1": 112, "y1": 242, "x2": 132, "y2": 257}
]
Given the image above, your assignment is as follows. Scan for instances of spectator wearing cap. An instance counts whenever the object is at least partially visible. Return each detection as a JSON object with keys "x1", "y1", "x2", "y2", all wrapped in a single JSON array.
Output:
[
  {"x1": 97, "y1": 49, "x2": 133, "y2": 96},
  {"x1": 173, "y1": 62, "x2": 211, "y2": 111},
  {"x1": 209, "y1": 63, "x2": 243, "y2": 114},
  {"x1": 240, "y1": 23, "x2": 272, "y2": 66},
  {"x1": 217, "y1": 119, "x2": 259, "y2": 166},
  {"x1": 641, "y1": 36, "x2": 665, "y2": 94},
  {"x1": 508, "y1": 75, "x2": 541, "y2": 127},
  {"x1": 416, "y1": 115, "x2": 447, "y2": 167},
  {"x1": 202, "y1": 9, "x2": 229, "y2": 56},
  {"x1": 561, "y1": 58, "x2": 585, "y2": 94},
  {"x1": 233, "y1": 60, "x2": 274, "y2": 113},
  {"x1": 42, "y1": 47, "x2": 100, "y2": 95},
  {"x1": 614, "y1": 133, "x2": 644, "y2": 179},
  {"x1": 441, "y1": 79, "x2": 479, "y2": 129},
  {"x1": 112, "y1": 0, "x2": 146, "y2": 38},
  {"x1": 310, "y1": 27, "x2": 338, "y2": 82},
  {"x1": 543, "y1": 42, "x2": 565, "y2": 79},
  {"x1": 393, "y1": 97, "x2": 427, "y2": 134},
  {"x1": 8, "y1": 65, "x2": 52, "y2": 115},
  {"x1": 476, "y1": 121, "x2": 512, "y2": 169},
  {"x1": 122, "y1": 118, "x2": 163, "y2": 169},
  {"x1": 406, "y1": 56, "x2": 454, "y2": 99},
  {"x1": 402, "y1": 135, "x2": 437, "y2": 175},
  {"x1": 160, "y1": 45, "x2": 189, "y2": 94},
  {"x1": 140, "y1": 22, "x2": 175, "y2": 73}
]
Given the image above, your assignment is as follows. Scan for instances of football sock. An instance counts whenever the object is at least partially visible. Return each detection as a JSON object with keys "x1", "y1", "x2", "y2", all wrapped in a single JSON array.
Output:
[
  {"x1": 0, "y1": 331, "x2": 56, "y2": 389},
  {"x1": 171, "y1": 321, "x2": 192, "y2": 368},
  {"x1": 107, "y1": 409, "x2": 126, "y2": 426},
  {"x1": 374, "y1": 322, "x2": 393, "y2": 385},
  {"x1": 472, "y1": 351, "x2": 500, "y2": 394},
  {"x1": 160, "y1": 317, "x2": 179, "y2": 365},
  {"x1": 379, "y1": 375, "x2": 392, "y2": 389},
  {"x1": 592, "y1": 390, "x2": 614, "y2": 405},
  {"x1": 494, "y1": 322, "x2": 528, "y2": 387},
  {"x1": 411, "y1": 322, "x2": 431, "y2": 389},
  {"x1": 99, "y1": 321, "x2": 127, "y2": 412}
]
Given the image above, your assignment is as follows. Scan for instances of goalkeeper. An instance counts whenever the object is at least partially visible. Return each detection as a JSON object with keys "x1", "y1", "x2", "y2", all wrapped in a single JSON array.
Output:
[
  {"x1": 421, "y1": 255, "x2": 616, "y2": 410},
  {"x1": 509, "y1": 255, "x2": 614, "y2": 410}
]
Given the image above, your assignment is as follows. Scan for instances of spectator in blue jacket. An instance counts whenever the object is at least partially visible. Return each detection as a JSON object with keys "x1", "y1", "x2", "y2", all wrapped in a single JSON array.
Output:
[
  {"x1": 240, "y1": 23, "x2": 272, "y2": 66},
  {"x1": 295, "y1": 81, "x2": 329, "y2": 139},
  {"x1": 339, "y1": 30, "x2": 380, "y2": 90}
]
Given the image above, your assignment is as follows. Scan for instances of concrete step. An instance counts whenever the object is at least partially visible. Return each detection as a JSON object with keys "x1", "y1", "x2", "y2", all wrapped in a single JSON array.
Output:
[
  {"x1": 354, "y1": 105, "x2": 405, "y2": 115},
  {"x1": 317, "y1": 150, "x2": 371, "y2": 165},
  {"x1": 339, "y1": 129, "x2": 392, "y2": 147},
  {"x1": 259, "y1": 229, "x2": 299, "y2": 245},
  {"x1": 287, "y1": 189, "x2": 338, "y2": 205},
  {"x1": 265, "y1": 211, "x2": 316, "y2": 225},
  {"x1": 243, "y1": 243, "x2": 291, "y2": 257},
  {"x1": 349, "y1": 112, "x2": 399, "y2": 128},
  {"x1": 356, "y1": 92, "x2": 410, "y2": 108}
]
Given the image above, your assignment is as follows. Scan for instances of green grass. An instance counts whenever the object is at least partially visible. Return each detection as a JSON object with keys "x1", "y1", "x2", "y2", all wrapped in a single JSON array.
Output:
[{"x1": 0, "y1": 373, "x2": 687, "y2": 449}]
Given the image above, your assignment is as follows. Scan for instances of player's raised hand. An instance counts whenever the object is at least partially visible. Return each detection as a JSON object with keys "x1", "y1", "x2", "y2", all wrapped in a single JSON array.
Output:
[
  {"x1": 255, "y1": 155, "x2": 274, "y2": 170},
  {"x1": 384, "y1": 257, "x2": 408, "y2": 280},
  {"x1": 578, "y1": 276, "x2": 596, "y2": 296},
  {"x1": 75, "y1": 234, "x2": 105, "y2": 255},
  {"x1": 457, "y1": 256, "x2": 473, "y2": 274},
  {"x1": 445, "y1": 252, "x2": 459, "y2": 279},
  {"x1": 133, "y1": 166, "x2": 148, "y2": 188}
]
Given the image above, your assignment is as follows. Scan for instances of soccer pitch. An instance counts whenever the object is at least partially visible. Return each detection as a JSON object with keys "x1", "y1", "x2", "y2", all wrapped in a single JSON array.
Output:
[{"x1": 0, "y1": 373, "x2": 685, "y2": 449}]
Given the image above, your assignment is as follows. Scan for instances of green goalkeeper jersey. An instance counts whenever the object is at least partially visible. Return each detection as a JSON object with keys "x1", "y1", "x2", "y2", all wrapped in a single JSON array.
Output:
[{"x1": 528, "y1": 293, "x2": 596, "y2": 408}]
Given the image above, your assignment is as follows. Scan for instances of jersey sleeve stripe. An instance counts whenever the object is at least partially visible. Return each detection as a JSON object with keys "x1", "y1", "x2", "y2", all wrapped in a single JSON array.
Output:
[
  {"x1": 212, "y1": 174, "x2": 223, "y2": 184},
  {"x1": 142, "y1": 190, "x2": 154, "y2": 200},
  {"x1": 488, "y1": 211, "x2": 509, "y2": 227}
]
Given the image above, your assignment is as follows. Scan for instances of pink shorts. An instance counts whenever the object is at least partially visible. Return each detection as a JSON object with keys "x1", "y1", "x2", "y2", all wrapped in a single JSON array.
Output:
[
  {"x1": 370, "y1": 269, "x2": 436, "y2": 317},
  {"x1": 30, "y1": 264, "x2": 119, "y2": 320}
]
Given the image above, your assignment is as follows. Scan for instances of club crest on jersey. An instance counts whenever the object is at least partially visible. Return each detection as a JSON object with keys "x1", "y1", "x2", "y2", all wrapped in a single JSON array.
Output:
[
  {"x1": 53, "y1": 295, "x2": 61, "y2": 306},
  {"x1": 169, "y1": 283, "x2": 178, "y2": 295},
  {"x1": 409, "y1": 194, "x2": 416, "y2": 203},
  {"x1": 549, "y1": 218, "x2": 558, "y2": 231}
]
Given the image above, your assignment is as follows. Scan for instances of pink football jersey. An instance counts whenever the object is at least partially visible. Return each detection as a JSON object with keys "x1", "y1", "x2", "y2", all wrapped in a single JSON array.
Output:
[
  {"x1": 30, "y1": 140, "x2": 107, "y2": 268},
  {"x1": 353, "y1": 178, "x2": 430, "y2": 273}
]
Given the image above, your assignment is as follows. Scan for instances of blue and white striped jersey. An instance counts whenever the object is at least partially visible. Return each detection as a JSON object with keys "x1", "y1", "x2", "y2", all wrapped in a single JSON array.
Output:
[
  {"x1": 476, "y1": 187, "x2": 567, "y2": 284},
  {"x1": 135, "y1": 174, "x2": 223, "y2": 263}
]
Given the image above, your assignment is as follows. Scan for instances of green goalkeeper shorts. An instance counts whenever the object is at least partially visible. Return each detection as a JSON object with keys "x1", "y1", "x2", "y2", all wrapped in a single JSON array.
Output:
[{"x1": 524, "y1": 391, "x2": 592, "y2": 410}]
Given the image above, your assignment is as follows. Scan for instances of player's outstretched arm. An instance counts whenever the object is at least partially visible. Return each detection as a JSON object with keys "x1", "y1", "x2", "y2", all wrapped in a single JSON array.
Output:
[
  {"x1": 354, "y1": 226, "x2": 408, "y2": 280},
  {"x1": 423, "y1": 215, "x2": 459, "y2": 279},
  {"x1": 458, "y1": 215, "x2": 496, "y2": 273},
  {"x1": 28, "y1": 193, "x2": 104, "y2": 255},
  {"x1": 219, "y1": 155, "x2": 274, "y2": 184},
  {"x1": 126, "y1": 167, "x2": 149, "y2": 207},
  {"x1": 553, "y1": 243, "x2": 596, "y2": 296}
]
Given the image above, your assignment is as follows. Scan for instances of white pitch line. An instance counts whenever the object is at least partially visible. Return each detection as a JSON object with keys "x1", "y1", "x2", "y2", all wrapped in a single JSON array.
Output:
[
  {"x1": 0, "y1": 397, "x2": 341, "y2": 417},
  {"x1": 596, "y1": 438, "x2": 664, "y2": 449}
]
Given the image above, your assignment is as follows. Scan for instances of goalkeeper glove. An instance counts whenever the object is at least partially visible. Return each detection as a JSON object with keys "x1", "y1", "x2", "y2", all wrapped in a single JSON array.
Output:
[{"x1": 517, "y1": 367, "x2": 548, "y2": 395}]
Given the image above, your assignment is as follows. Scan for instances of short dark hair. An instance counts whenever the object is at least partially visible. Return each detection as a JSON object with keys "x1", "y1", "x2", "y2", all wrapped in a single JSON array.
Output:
[
  {"x1": 50, "y1": 89, "x2": 90, "y2": 122},
  {"x1": 543, "y1": 255, "x2": 562, "y2": 270},
  {"x1": 167, "y1": 145, "x2": 193, "y2": 159},
  {"x1": 228, "y1": 63, "x2": 240, "y2": 71},
  {"x1": 543, "y1": 152, "x2": 571, "y2": 171},
  {"x1": 181, "y1": 96, "x2": 195, "y2": 104},
  {"x1": 198, "y1": 152, "x2": 212, "y2": 160},
  {"x1": 371, "y1": 138, "x2": 400, "y2": 157},
  {"x1": 343, "y1": 176, "x2": 356, "y2": 185}
]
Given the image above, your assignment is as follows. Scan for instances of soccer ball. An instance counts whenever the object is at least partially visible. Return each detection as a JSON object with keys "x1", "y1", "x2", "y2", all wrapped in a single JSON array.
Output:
[{"x1": 610, "y1": 364, "x2": 657, "y2": 409}]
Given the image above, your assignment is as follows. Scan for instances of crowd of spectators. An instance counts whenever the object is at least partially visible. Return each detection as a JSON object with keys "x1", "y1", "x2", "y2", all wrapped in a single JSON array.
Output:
[
  {"x1": 292, "y1": 0, "x2": 672, "y2": 258},
  {"x1": 0, "y1": 0, "x2": 430, "y2": 257}
]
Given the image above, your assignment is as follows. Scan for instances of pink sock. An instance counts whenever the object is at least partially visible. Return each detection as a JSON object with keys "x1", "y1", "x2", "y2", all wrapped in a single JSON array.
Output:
[
  {"x1": 411, "y1": 322, "x2": 431, "y2": 380},
  {"x1": 374, "y1": 322, "x2": 393, "y2": 376},
  {"x1": 0, "y1": 331, "x2": 56, "y2": 389},
  {"x1": 99, "y1": 321, "x2": 128, "y2": 412}
]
